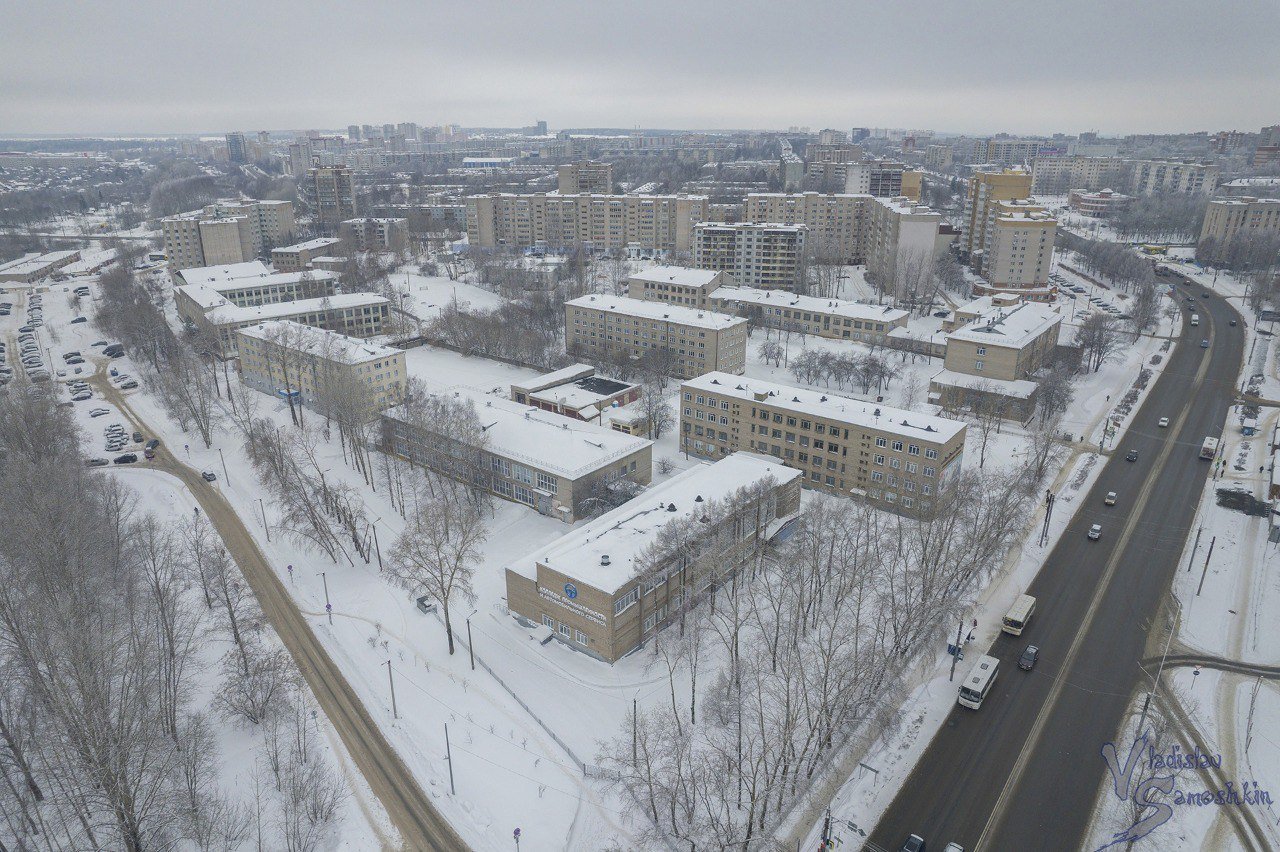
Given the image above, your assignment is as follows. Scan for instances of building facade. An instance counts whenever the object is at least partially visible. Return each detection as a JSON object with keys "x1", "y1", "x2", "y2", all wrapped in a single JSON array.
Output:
[
  {"x1": 1067, "y1": 188, "x2": 1133, "y2": 218},
  {"x1": 1030, "y1": 156, "x2": 1127, "y2": 194},
  {"x1": 976, "y1": 204, "x2": 1057, "y2": 299},
  {"x1": 556, "y1": 160, "x2": 614, "y2": 194},
  {"x1": 504, "y1": 453, "x2": 802, "y2": 662},
  {"x1": 565, "y1": 294, "x2": 748, "y2": 379},
  {"x1": 742, "y1": 193, "x2": 868, "y2": 261},
  {"x1": 174, "y1": 265, "x2": 340, "y2": 326},
  {"x1": 864, "y1": 196, "x2": 949, "y2": 297},
  {"x1": 679, "y1": 372, "x2": 966, "y2": 510},
  {"x1": 627, "y1": 266, "x2": 731, "y2": 308},
  {"x1": 963, "y1": 169, "x2": 1032, "y2": 258},
  {"x1": 340, "y1": 217, "x2": 408, "y2": 252},
  {"x1": 1128, "y1": 160, "x2": 1219, "y2": 196},
  {"x1": 693, "y1": 222, "x2": 806, "y2": 290},
  {"x1": 707, "y1": 286, "x2": 908, "y2": 343},
  {"x1": 381, "y1": 386, "x2": 652, "y2": 524},
  {"x1": 307, "y1": 165, "x2": 358, "y2": 230},
  {"x1": 236, "y1": 320, "x2": 406, "y2": 417},
  {"x1": 162, "y1": 199, "x2": 296, "y2": 271},
  {"x1": 189, "y1": 293, "x2": 389, "y2": 357},
  {"x1": 466, "y1": 192, "x2": 710, "y2": 254},
  {"x1": 271, "y1": 238, "x2": 345, "y2": 272},
  {"x1": 1199, "y1": 196, "x2": 1280, "y2": 246}
]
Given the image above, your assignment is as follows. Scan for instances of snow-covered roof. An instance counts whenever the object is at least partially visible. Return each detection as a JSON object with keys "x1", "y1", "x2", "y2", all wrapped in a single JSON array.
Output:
[
  {"x1": 709, "y1": 286, "x2": 908, "y2": 325},
  {"x1": 204, "y1": 293, "x2": 388, "y2": 324},
  {"x1": 237, "y1": 320, "x2": 403, "y2": 365},
  {"x1": 513, "y1": 364, "x2": 597, "y2": 394},
  {"x1": 628, "y1": 266, "x2": 724, "y2": 290},
  {"x1": 566, "y1": 294, "x2": 747, "y2": 330},
  {"x1": 947, "y1": 301, "x2": 1062, "y2": 349},
  {"x1": 0, "y1": 253, "x2": 40, "y2": 273},
  {"x1": 507, "y1": 452, "x2": 801, "y2": 593},
  {"x1": 929, "y1": 369, "x2": 1037, "y2": 399},
  {"x1": 274, "y1": 237, "x2": 343, "y2": 253},
  {"x1": 386, "y1": 385, "x2": 651, "y2": 481},
  {"x1": 175, "y1": 260, "x2": 271, "y2": 288},
  {"x1": 684, "y1": 372, "x2": 966, "y2": 443}
]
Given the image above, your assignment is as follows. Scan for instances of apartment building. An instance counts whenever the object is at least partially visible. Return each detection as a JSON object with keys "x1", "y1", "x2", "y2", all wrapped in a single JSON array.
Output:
[
  {"x1": 963, "y1": 169, "x2": 1032, "y2": 258},
  {"x1": 510, "y1": 364, "x2": 640, "y2": 421},
  {"x1": 1128, "y1": 160, "x2": 1219, "y2": 196},
  {"x1": 805, "y1": 142, "x2": 863, "y2": 163},
  {"x1": 924, "y1": 144, "x2": 954, "y2": 169},
  {"x1": 679, "y1": 372, "x2": 966, "y2": 509},
  {"x1": 307, "y1": 165, "x2": 358, "y2": 230},
  {"x1": 271, "y1": 237, "x2": 345, "y2": 272},
  {"x1": 1030, "y1": 156, "x2": 1126, "y2": 194},
  {"x1": 627, "y1": 266, "x2": 731, "y2": 308},
  {"x1": 565, "y1": 294, "x2": 748, "y2": 379},
  {"x1": 1199, "y1": 196, "x2": 1280, "y2": 246},
  {"x1": 707, "y1": 285, "x2": 908, "y2": 343},
  {"x1": 693, "y1": 222, "x2": 806, "y2": 290},
  {"x1": 237, "y1": 320, "x2": 406, "y2": 417},
  {"x1": 864, "y1": 196, "x2": 951, "y2": 297},
  {"x1": 225, "y1": 132, "x2": 247, "y2": 164},
  {"x1": 381, "y1": 385, "x2": 652, "y2": 524},
  {"x1": 976, "y1": 205, "x2": 1057, "y2": 299},
  {"x1": 340, "y1": 217, "x2": 408, "y2": 252},
  {"x1": 930, "y1": 297, "x2": 1062, "y2": 419},
  {"x1": 743, "y1": 193, "x2": 867, "y2": 261},
  {"x1": 1068, "y1": 189, "x2": 1133, "y2": 218},
  {"x1": 504, "y1": 452, "x2": 802, "y2": 662},
  {"x1": 466, "y1": 192, "x2": 710, "y2": 254},
  {"x1": 189, "y1": 292, "x2": 388, "y2": 357},
  {"x1": 162, "y1": 199, "x2": 297, "y2": 270},
  {"x1": 976, "y1": 138, "x2": 1046, "y2": 166},
  {"x1": 557, "y1": 160, "x2": 614, "y2": 194},
  {"x1": 174, "y1": 264, "x2": 340, "y2": 326}
]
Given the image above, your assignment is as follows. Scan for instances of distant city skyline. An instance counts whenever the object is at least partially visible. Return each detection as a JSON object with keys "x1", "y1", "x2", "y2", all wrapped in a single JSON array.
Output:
[{"x1": 3, "y1": 0, "x2": 1278, "y2": 136}]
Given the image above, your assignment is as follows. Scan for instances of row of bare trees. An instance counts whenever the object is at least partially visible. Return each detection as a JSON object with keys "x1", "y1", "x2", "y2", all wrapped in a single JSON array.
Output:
[
  {"x1": 0, "y1": 379, "x2": 345, "y2": 850},
  {"x1": 600, "y1": 462, "x2": 1040, "y2": 848}
]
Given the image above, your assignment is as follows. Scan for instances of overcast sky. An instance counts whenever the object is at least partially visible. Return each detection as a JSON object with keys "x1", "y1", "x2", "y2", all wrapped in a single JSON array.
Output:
[{"x1": 4, "y1": 0, "x2": 1278, "y2": 136}]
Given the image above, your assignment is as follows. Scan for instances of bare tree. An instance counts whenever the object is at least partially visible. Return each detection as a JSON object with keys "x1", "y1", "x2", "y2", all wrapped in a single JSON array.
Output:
[{"x1": 1075, "y1": 313, "x2": 1124, "y2": 373}]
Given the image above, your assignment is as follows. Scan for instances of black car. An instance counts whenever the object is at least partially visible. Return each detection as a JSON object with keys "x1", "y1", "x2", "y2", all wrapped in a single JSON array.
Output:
[
  {"x1": 132, "y1": 431, "x2": 143, "y2": 443},
  {"x1": 901, "y1": 836, "x2": 926, "y2": 852},
  {"x1": 70, "y1": 316, "x2": 87, "y2": 324},
  {"x1": 145, "y1": 438, "x2": 161, "y2": 450},
  {"x1": 1230, "y1": 319, "x2": 1238, "y2": 327},
  {"x1": 85, "y1": 457, "x2": 109, "y2": 467},
  {"x1": 1019, "y1": 645, "x2": 1039, "y2": 671},
  {"x1": 1125, "y1": 449, "x2": 1139, "y2": 462},
  {"x1": 1201, "y1": 292, "x2": 1209, "y2": 298},
  {"x1": 113, "y1": 453, "x2": 138, "y2": 464}
]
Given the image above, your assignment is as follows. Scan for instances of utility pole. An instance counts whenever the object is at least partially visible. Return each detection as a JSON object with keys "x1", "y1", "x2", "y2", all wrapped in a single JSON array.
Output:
[
  {"x1": 371, "y1": 523, "x2": 383, "y2": 569},
  {"x1": 385, "y1": 660, "x2": 397, "y2": 719},
  {"x1": 218, "y1": 448, "x2": 229, "y2": 483},
  {"x1": 258, "y1": 498, "x2": 270, "y2": 542},
  {"x1": 466, "y1": 617, "x2": 475, "y2": 671},
  {"x1": 1186, "y1": 526, "x2": 1203, "y2": 571},
  {"x1": 322, "y1": 572, "x2": 332, "y2": 624},
  {"x1": 632, "y1": 697, "x2": 638, "y2": 763},
  {"x1": 1196, "y1": 536, "x2": 1217, "y2": 596},
  {"x1": 444, "y1": 723, "x2": 456, "y2": 795}
]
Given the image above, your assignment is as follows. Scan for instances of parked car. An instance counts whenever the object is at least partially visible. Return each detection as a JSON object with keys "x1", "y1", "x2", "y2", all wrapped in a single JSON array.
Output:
[
  {"x1": 1229, "y1": 319, "x2": 1238, "y2": 327},
  {"x1": 1125, "y1": 449, "x2": 1138, "y2": 462},
  {"x1": 145, "y1": 438, "x2": 160, "y2": 450},
  {"x1": 119, "y1": 380, "x2": 139, "y2": 390},
  {"x1": 91, "y1": 340, "x2": 107, "y2": 347},
  {"x1": 1088, "y1": 524, "x2": 1102, "y2": 540},
  {"x1": 71, "y1": 392, "x2": 92, "y2": 402},
  {"x1": 201, "y1": 471, "x2": 218, "y2": 482},
  {"x1": 132, "y1": 431, "x2": 143, "y2": 443},
  {"x1": 86, "y1": 457, "x2": 109, "y2": 467},
  {"x1": 89, "y1": 408, "x2": 109, "y2": 417},
  {"x1": 1019, "y1": 646, "x2": 1039, "y2": 670},
  {"x1": 113, "y1": 453, "x2": 138, "y2": 464},
  {"x1": 1104, "y1": 491, "x2": 1117, "y2": 505},
  {"x1": 70, "y1": 317, "x2": 87, "y2": 324},
  {"x1": 144, "y1": 448, "x2": 156, "y2": 460}
]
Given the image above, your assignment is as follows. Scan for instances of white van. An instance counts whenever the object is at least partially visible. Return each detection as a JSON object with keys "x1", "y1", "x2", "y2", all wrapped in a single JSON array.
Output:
[
  {"x1": 1190, "y1": 313, "x2": 1200, "y2": 326},
  {"x1": 1002, "y1": 594, "x2": 1037, "y2": 636}
]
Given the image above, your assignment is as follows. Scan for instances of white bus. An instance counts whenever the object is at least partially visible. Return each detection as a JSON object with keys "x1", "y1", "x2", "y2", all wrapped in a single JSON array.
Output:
[
  {"x1": 958, "y1": 654, "x2": 1001, "y2": 710},
  {"x1": 1200, "y1": 436, "x2": 1219, "y2": 460},
  {"x1": 1002, "y1": 594, "x2": 1037, "y2": 636}
]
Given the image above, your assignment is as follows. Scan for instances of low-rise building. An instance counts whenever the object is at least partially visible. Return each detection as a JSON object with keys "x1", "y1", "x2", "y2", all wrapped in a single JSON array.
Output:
[
  {"x1": 271, "y1": 238, "x2": 345, "y2": 272},
  {"x1": 191, "y1": 293, "x2": 389, "y2": 357},
  {"x1": 565, "y1": 294, "x2": 748, "y2": 379},
  {"x1": 1067, "y1": 188, "x2": 1133, "y2": 218},
  {"x1": 679, "y1": 372, "x2": 966, "y2": 509},
  {"x1": 174, "y1": 266, "x2": 340, "y2": 327},
  {"x1": 0, "y1": 250, "x2": 81, "y2": 283},
  {"x1": 693, "y1": 222, "x2": 806, "y2": 290},
  {"x1": 510, "y1": 364, "x2": 640, "y2": 421},
  {"x1": 503, "y1": 452, "x2": 802, "y2": 662},
  {"x1": 707, "y1": 285, "x2": 908, "y2": 343},
  {"x1": 627, "y1": 266, "x2": 731, "y2": 308},
  {"x1": 381, "y1": 385, "x2": 652, "y2": 524},
  {"x1": 236, "y1": 320, "x2": 406, "y2": 417}
]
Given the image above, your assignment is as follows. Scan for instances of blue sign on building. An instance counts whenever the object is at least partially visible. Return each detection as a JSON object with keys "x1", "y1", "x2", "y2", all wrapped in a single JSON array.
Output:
[{"x1": 564, "y1": 582, "x2": 578, "y2": 599}]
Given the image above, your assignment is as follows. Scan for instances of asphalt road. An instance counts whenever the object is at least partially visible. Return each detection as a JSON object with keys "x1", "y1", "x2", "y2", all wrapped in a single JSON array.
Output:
[
  {"x1": 91, "y1": 377, "x2": 468, "y2": 852},
  {"x1": 868, "y1": 277, "x2": 1247, "y2": 852}
]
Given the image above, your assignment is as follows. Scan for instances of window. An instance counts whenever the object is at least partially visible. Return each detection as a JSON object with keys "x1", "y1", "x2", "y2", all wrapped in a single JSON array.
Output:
[
  {"x1": 872, "y1": 471, "x2": 883, "y2": 482},
  {"x1": 976, "y1": 347, "x2": 986, "y2": 356},
  {"x1": 891, "y1": 440, "x2": 903, "y2": 452},
  {"x1": 614, "y1": 588, "x2": 638, "y2": 615},
  {"x1": 542, "y1": 614, "x2": 554, "y2": 629},
  {"x1": 874, "y1": 454, "x2": 885, "y2": 465},
  {"x1": 875, "y1": 437, "x2": 887, "y2": 448},
  {"x1": 559, "y1": 622, "x2": 572, "y2": 637},
  {"x1": 975, "y1": 361, "x2": 984, "y2": 371},
  {"x1": 575, "y1": 629, "x2": 588, "y2": 644},
  {"x1": 908, "y1": 445, "x2": 920, "y2": 456},
  {"x1": 536, "y1": 471, "x2": 558, "y2": 493},
  {"x1": 925, "y1": 448, "x2": 939, "y2": 460}
]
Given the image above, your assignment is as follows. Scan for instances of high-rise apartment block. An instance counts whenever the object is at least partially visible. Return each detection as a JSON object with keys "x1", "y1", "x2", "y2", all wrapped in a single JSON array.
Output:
[
  {"x1": 864, "y1": 197, "x2": 952, "y2": 297},
  {"x1": 565, "y1": 294, "x2": 748, "y2": 379},
  {"x1": 1199, "y1": 196, "x2": 1280, "y2": 246},
  {"x1": 1030, "y1": 156, "x2": 1126, "y2": 194},
  {"x1": 225, "y1": 132, "x2": 247, "y2": 163},
  {"x1": 556, "y1": 160, "x2": 614, "y2": 194},
  {"x1": 340, "y1": 217, "x2": 408, "y2": 252},
  {"x1": 466, "y1": 193, "x2": 710, "y2": 254},
  {"x1": 976, "y1": 138, "x2": 1046, "y2": 166},
  {"x1": 306, "y1": 165, "x2": 358, "y2": 231},
  {"x1": 693, "y1": 222, "x2": 807, "y2": 290},
  {"x1": 743, "y1": 193, "x2": 867, "y2": 261},
  {"x1": 161, "y1": 199, "x2": 296, "y2": 270},
  {"x1": 1127, "y1": 160, "x2": 1218, "y2": 196},
  {"x1": 963, "y1": 168, "x2": 1033, "y2": 258},
  {"x1": 679, "y1": 372, "x2": 966, "y2": 509},
  {"x1": 976, "y1": 202, "x2": 1057, "y2": 299}
]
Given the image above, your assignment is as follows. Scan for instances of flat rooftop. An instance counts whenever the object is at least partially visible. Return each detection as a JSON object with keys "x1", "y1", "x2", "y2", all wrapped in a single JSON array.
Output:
[
  {"x1": 274, "y1": 237, "x2": 343, "y2": 253},
  {"x1": 566, "y1": 294, "x2": 747, "y2": 330},
  {"x1": 507, "y1": 452, "x2": 801, "y2": 593},
  {"x1": 947, "y1": 301, "x2": 1063, "y2": 349},
  {"x1": 709, "y1": 286, "x2": 908, "y2": 325},
  {"x1": 529, "y1": 374, "x2": 637, "y2": 413},
  {"x1": 237, "y1": 319, "x2": 402, "y2": 364},
  {"x1": 386, "y1": 385, "x2": 651, "y2": 481},
  {"x1": 684, "y1": 371, "x2": 966, "y2": 443},
  {"x1": 628, "y1": 265, "x2": 724, "y2": 290},
  {"x1": 175, "y1": 260, "x2": 271, "y2": 288}
]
